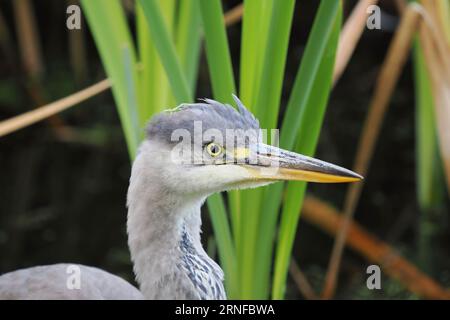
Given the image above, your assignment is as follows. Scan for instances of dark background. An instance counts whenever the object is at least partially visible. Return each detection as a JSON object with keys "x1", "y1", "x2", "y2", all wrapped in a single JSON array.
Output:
[{"x1": 0, "y1": 0, "x2": 448, "y2": 299}]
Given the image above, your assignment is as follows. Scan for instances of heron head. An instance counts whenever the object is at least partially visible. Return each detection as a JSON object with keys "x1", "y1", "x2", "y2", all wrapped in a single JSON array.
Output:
[{"x1": 139, "y1": 95, "x2": 362, "y2": 196}]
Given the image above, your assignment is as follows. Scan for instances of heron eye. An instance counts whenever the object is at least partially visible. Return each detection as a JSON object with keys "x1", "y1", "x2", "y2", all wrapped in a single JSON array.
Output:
[{"x1": 206, "y1": 143, "x2": 222, "y2": 157}]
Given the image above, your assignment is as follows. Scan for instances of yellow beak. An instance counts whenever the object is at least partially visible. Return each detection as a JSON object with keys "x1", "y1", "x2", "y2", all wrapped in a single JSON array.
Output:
[{"x1": 239, "y1": 144, "x2": 363, "y2": 183}]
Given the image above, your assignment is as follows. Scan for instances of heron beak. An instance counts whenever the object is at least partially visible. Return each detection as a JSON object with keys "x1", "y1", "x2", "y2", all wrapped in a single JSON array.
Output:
[{"x1": 241, "y1": 143, "x2": 363, "y2": 183}]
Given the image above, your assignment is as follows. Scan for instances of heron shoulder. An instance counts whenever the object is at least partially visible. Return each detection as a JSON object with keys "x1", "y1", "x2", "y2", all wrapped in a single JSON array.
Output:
[{"x1": 0, "y1": 263, "x2": 143, "y2": 300}]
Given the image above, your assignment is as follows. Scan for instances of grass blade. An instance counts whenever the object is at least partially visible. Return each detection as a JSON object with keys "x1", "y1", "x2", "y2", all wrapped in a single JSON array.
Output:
[
  {"x1": 239, "y1": 0, "x2": 273, "y2": 106},
  {"x1": 175, "y1": 0, "x2": 202, "y2": 93},
  {"x1": 81, "y1": 0, "x2": 140, "y2": 158},
  {"x1": 253, "y1": 0, "x2": 295, "y2": 129},
  {"x1": 238, "y1": 0, "x2": 296, "y2": 299},
  {"x1": 252, "y1": 0, "x2": 342, "y2": 299},
  {"x1": 272, "y1": 2, "x2": 342, "y2": 299},
  {"x1": 123, "y1": 45, "x2": 141, "y2": 150},
  {"x1": 138, "y1": 0, "x2": 191, "y2": 103},
  {"x1": 413, "y1": 42, "x2": 444, "y2": 210},
  {"x1": 136, "y1": 5, "x2": 155, "y2": 121},
  {"x1": 136, "y1": 1, "x2": 176, "y2": 121},
  {"x1": 139, "y1": 0, "x2": 237, "y2": 298},
  {"x1": 198, "y1": 0, "x2": 236, "y2": 103}
]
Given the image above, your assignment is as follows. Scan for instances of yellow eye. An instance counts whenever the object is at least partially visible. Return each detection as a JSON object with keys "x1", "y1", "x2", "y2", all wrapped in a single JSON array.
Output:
[{"x1": 206, "y1": 143, "x2": 222, "y2": 157}]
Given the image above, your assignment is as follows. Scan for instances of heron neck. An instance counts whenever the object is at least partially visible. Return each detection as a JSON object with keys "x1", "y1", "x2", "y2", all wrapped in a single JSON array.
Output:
[{"x1": 126, "y1": 150, "x2": 206, "y2": 299}]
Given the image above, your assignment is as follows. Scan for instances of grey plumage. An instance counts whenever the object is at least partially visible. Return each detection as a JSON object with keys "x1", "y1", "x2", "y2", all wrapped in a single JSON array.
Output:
[
  {"x1": 146, "y1": 95, "x2": 259, "y2": 144},
  {"x1": 178, "y1": 225, "x2": 225, "y2": 300},
  {"x1": 124, "y1": 96, "x2": 264, "y2": 300},
  {"x1": 0, "y1": 95, "x2": 361, "y2": 300},
  {"x1": 1, "y1": 97, "x2": 256, "y2": 300},
  {"x1": 0, "y1": 264, "x2": 143, "y2": 300}
]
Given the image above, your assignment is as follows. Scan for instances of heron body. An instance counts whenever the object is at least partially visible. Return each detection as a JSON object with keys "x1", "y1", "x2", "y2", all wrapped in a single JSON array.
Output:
[
  {"x1": 126, "y1": 139, "x2": 226, "y2": 299},
  {"x1": 0, "y1": 264, "x2": 143, "y2": 300},
  {"x1": 0, "y1": 95, "x2": 362, "y2": 299}
]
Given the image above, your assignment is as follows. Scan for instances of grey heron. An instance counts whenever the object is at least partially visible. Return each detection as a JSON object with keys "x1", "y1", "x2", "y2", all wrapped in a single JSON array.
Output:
[{"x1": 0, "y1": 95, "x2": 362, "y2": 299}]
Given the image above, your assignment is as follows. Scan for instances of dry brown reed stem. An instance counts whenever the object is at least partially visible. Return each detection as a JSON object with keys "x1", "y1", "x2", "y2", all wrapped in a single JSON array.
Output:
[
  {"x1": 224, "y1": 3, "x2": 243, "y2": 27},
  {"x1": 12, "y1": 0, "x2": 70, "y2": 135},
  {"x1": 12, "y1": 0, "x2": 43, "y2": 78},
  {"x1": 422, "y1": 0, "x2": 450, "y2": 46},
  {"x1": 303, "y1": 195, "x2": 450, "y2": 300},
  {"x1": 289, "y1": 259, "x2": 318, "y2": 300},
  {"x1": 394, "y1": 0, "x2": 407, "y2": 13},
  {"x1": 419, "y1": 1, "x2": 450, "y2": 76},
  {"x1": 67, "y1": 0, "x2": 88, "y2": 84},
  {"x1": 434, "y1": 0, "x2": 450, "y2": 43},
  {"x1": 322, "y1": 4, "x2": 422, "y2": 299},
  {"x1": 0, "y1": 79, "x2": 111, "y2": 138},
  {"x1": 333, "y1": 0, "x2": 379, "y2": 85},
  {"x1": 0, "y1": 3, "x2": 244, "y2": 138}
]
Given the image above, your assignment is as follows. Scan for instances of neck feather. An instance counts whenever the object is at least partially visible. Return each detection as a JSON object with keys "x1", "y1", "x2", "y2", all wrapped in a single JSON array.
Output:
[{"x1": 127, "y1": 145, "x2": 212, "y2": 299}]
